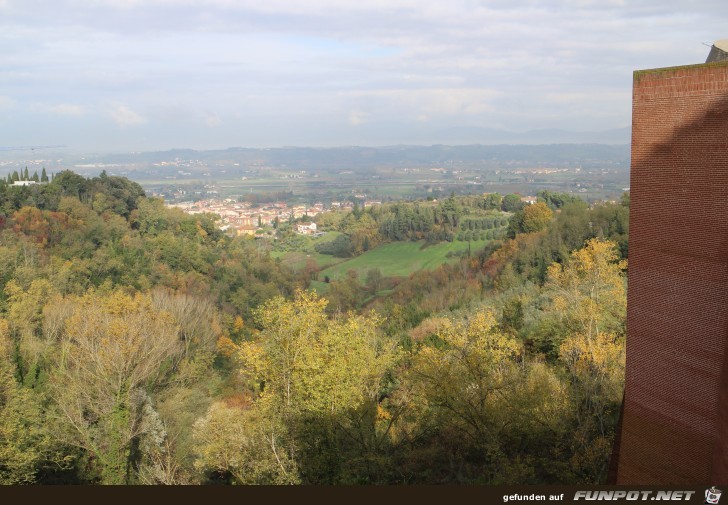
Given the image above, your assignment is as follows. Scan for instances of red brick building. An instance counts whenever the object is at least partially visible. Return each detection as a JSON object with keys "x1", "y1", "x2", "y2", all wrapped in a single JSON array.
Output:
[{"x1": 612, "y1": 55, "x2": 728, "y2": 483}]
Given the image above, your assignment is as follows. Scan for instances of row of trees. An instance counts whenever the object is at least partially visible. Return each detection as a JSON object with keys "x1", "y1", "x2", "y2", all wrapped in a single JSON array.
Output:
[
  {"x1": 310, "y1": 194, "x2": 512, "y2": 258},
  {"x1": 309, "y1": 191, "x2": 580, "y2": 261},
  {"x1": 2, "y1": 167, "x2": 50, "y2": 184}
]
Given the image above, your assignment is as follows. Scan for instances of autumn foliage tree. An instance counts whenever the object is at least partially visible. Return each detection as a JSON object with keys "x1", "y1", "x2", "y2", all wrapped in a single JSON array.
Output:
[
  {"x1": 52, "y1": 290, "x2": 183, "y2": 484},
  {"x1": 507, "y1": 202, "x2": 553, "y2": 238},
  {"x1": 194, "y1": 290, "x2": 398, "y2": 483},
  {"x1": 541, "y1": 239, "x2": 626, "y2": 482},
  {"x1": 402, "y1": 310, "x2": 569, "y2": 483},
  {"x1": 544, "y1": 238, "x2": 627, "y2": 342}
]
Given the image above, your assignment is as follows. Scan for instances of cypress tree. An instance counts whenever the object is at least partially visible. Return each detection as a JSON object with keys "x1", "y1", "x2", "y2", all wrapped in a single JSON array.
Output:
[{"x1": 41, "y1": 167, "x2": 48, "y2": 182}]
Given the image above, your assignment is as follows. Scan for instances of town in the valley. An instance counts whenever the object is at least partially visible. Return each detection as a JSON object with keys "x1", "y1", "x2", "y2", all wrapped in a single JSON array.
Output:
[{"x1": 166, "y1": 197, "x2": 383, "y2": 237}]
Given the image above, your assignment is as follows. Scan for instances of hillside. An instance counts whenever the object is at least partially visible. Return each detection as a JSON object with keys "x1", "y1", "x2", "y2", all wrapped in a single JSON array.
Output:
[{"x1": 0, "y1": 171, "x2": 628, "y2": 485}]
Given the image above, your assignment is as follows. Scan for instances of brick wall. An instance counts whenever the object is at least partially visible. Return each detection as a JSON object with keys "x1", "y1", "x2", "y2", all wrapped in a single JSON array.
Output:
[{"x1": 616, "y1": 61, "x2": 728, "y2": 484}]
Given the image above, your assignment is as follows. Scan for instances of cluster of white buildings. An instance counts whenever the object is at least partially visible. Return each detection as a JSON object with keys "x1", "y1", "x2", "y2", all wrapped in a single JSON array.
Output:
[
  {"x1": 167, "y1": 199, "x2": 328, "y2": 237},
  {"x1": 167, "y1": 194, "x2": 384, "y2": 237}
]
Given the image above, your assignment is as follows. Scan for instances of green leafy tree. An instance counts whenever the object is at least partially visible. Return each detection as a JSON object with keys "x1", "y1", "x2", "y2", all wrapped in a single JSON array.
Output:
[
  {"x1": 0, "y1": 319, "x2": 60, "y2": 484},
  {"x1": 502, "y1": 194, "x2": 523, "y2": 212},
  {"x1": 365, "y1": 268, "x2": 383, "y2": 293},
  {"x1": 484, "y1": 192, "x2": 503, "y2": 210},
  {"x1": 0, "y1": 363, "x2": 54, "y2": 484},
  {"x1": 537, "y1": 190, "x2": 581, "y2": 210}
]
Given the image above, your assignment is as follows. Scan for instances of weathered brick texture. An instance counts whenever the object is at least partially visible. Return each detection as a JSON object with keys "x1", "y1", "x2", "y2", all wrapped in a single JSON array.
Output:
[{"x1": 615, "y1": 61, "x2": 728, "y2": 484}]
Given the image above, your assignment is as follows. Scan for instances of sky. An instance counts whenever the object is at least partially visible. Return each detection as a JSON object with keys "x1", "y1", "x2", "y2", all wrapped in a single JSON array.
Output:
[{"x1": 0, "y1": 0, "x2": 726, "y2": 152}]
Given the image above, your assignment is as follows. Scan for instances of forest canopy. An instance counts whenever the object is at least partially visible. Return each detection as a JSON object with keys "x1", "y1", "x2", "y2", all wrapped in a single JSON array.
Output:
[{"x1": 0, "y1": 172, "x2": 628, "y2": 484}]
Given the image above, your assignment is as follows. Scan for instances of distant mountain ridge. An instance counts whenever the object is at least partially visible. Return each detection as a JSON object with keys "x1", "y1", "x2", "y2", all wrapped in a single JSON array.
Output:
[
  {"x1": 428, "y1": 126, "x2": 631, "y2": 145},
  {"x1": 84, "y1": 143, "x2": 630, "y2": 172}
]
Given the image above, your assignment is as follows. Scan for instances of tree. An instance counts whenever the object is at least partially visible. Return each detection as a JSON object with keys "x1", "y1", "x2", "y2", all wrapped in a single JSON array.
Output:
[
  {"x1": 521, "y1": 202, "x2": 553, "y2": 233},
  {"x1": 559, "y1": 331, "x2": 624, "y2": 482},
  {"x1": 4, "y1": 278, "x2": 57, "y2": 386},
  {"x1": 0, "y1": 318, "x2": 59, "y2": 484},
  {"x1": 325, "y1": 270, "x2": 361, "y2": 313},
  {"x1": 149, "y1": 288, "x2": 220, "y2": 360},
  {"x1": 502, "y1": 194, "x2": 523, "y2": 212},
  {"x1": 193, "y1": 400, "x2": 299, "y2": 484},
  {"x1": 51, "y1": 170, "x2": 88, "y2": 201},
  {"x1": 404, "y1": 310, "x2": 568, "y2": 482},
  {"x1": 41, "y1": 168, "x2": 48, "y2": 183},
  {"x1": 620, "y1": 191, "x2": 630, "y2": 208},
  {"x1": 544, "y1": 238, "x2": 627, "y2": 342},
  {"x1": 537, "y1": 190, "x2": 580, "y2": 210},
  {"x1": 408, "y1": 311, "x2": 521, "y2": 442},
  {"x1": 224, "y1": 290, "x2": 397, "y2": 483},
  {"x1": 365, "y1": 268, "x2": 383, "y2": 293},
  {"x1": 23, "y1": 167, "x2": 29, "y2": 181},
  {"x1": 51, "y1": 290, "x2": 184, "y2": 484},
  {"x1": 269, "y1": 289, "x2": 380, "y2": 387},
  {"x1": 0, "y1": 363, "x2": 54, "y2": 484},
  {"x1": 484, "y1": 193, "x2": 503, "y2": 210}
]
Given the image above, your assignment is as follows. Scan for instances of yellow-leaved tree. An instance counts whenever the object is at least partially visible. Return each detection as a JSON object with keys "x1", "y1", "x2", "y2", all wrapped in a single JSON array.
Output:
[
  {"x1": 545, "y1": 238, "x2": 627, "y2": 341},
  {"x1": 403, "y1": 310, "x2": 569, "y2": 483},
  {"x1": 51, "y1": 290, "x2": 183, "y2": 484},
  {"x1": 193, "y1": 290, "x2": 398, "y2": 484},
  {"x1": 545, "y1": 239, "x2": 626, "y2": 483},
  {"x1": 4, "y1": 278, "x2": 57, "y2": 387}
]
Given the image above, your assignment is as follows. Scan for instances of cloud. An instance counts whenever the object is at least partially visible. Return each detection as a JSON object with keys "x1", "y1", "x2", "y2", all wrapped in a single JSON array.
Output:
[
  {"x1": 348, "y1": 110, "x2": 368, "y2": 126},
  {"x1": 203, "y1": 111, "x2": 222, "y2": 127},
  {"x1": 108, "y1": 104, "x2": 146, "y2": 127},
  {"x1": 49, "y1": 103, "x2": 85, "y2": 116},
  {"x1": 0, "y1": 96, "x2": 14, "y2": 110},
  {"x1": 1, "y1": 0, "x2": 727, "y2": 149},
  {"x1": 346, "y1": 88, "x2": 502, "y2": 117}
]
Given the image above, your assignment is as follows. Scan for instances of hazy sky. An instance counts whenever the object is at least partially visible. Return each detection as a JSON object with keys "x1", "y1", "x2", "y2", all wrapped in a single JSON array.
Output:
[{"x1": 1, "y1": 0, "x2": 726, "y2": 151}]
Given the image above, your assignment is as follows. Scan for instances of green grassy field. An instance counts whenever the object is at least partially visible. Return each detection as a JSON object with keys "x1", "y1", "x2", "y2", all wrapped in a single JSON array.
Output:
[
  {"x1": 309, "y1": 279, "x2": 331, "y2": 295},
  {"x1": 270, "y1": 232, "x2": 346, "y2": 270},
  {"x1": 271, "y1": 250, "x2": 344, "y2": 271},
  {"x1": 319, "y1": 239, "x2": 487, "y2": 280}
]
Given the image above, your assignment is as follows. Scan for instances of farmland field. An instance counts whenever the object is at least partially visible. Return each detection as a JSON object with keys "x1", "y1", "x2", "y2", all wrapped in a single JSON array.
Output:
[
  {"x1": 270, "y1": 231, "x2": 347, "y2": 270},
  {"x1": 270, "y1": 250, "x2": 344, "y2": 271},
  {"x1": 319, "y1": 239, "x2": 488, "y2": 280}
]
